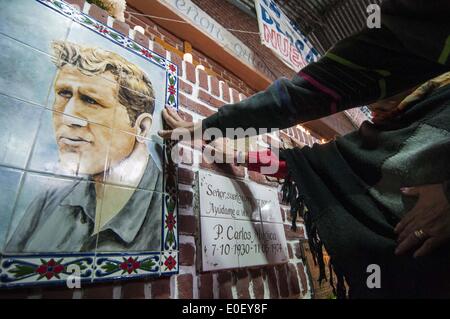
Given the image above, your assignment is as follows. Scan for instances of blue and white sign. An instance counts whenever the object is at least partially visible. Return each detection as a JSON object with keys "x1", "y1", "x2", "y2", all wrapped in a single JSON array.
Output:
[{"x1": 255, "y1": 0, "x2": 319, "y2": 72}]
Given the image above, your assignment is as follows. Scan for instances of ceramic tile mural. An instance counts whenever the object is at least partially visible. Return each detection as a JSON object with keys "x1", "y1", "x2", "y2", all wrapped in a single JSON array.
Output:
[{"x1": 0, "y1": 0, "x2": 179, "y2": 288}]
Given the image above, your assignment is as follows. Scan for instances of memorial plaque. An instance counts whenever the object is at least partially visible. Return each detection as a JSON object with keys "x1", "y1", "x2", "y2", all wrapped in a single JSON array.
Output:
[{"x1": 198, "y1": 171, "x2": 288, "y2": 271}]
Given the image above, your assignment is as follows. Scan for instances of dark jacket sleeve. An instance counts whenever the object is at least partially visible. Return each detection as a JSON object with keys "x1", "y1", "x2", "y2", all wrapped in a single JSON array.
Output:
[{"x1": 203, "y1": 0, "x2": 450, "y2": 134}]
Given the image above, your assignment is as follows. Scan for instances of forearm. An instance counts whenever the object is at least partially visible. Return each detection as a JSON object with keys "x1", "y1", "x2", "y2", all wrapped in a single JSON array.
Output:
[{"x1": 203, "y1": 16, "x2": 449, "y2": 135}]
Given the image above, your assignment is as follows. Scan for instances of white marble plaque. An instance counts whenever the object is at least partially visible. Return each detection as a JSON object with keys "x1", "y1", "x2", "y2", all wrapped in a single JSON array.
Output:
[
  {"x1": 198, "y1": 171, "x2": 288, "y2": 271},
  {"x1": 198, "y1": 171, "x2": 282, "y2": 223}
]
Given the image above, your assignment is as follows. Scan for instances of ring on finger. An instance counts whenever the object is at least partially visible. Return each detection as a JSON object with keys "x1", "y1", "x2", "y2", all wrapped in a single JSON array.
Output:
[{"x1": 413, "y1": 229, "x2": 427, "y2": 241}]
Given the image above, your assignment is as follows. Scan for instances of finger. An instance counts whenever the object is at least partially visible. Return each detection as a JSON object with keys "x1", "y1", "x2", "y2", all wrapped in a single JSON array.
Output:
[
  {"x1": 395, "y1": 232, "x2": 422, "y2": 255},
  {"x1": 161, "y1": 108, "x2": 179, "y2": 125},
  {"x1": 414, "y1": 238, "x2": 440, "y2": 258},
  {"x1": 395, "y1": 205, "x2": 421, "y2": 234},
  {"x1": 397, "y1": 219, "x2": 419, "y2": 243},
  {"x1": 167, "y1": 107, "x2": 184, "y2": 122},
  {"x1": 400, "y1": 186, "x2": 420, "y2": 196},
  {"x1": 163, "y1": 107, "x2": 180, "y2": 123},
  {"x1": 158, "y1": 129, "x2": 173, "y2": 139},
  {"x1": 164, "y1": 114, "x2": 183, "y2": 129}
]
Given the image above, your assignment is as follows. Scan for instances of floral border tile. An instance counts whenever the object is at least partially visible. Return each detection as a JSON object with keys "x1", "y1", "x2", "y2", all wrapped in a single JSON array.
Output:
[
  {"x1": 160, "y1": 251, "x2": 178, "y2": 275},
  {"x1": 92, "y1": 252, "x2": 160, "y2": 282},
  {"x1": 0, "y1": 253, "x2": 94, "y2": 288}
]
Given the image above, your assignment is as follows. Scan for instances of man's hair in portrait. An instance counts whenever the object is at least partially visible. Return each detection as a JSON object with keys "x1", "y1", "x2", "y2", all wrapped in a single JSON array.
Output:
[{"x1": 52, "y1": 40, "x2": 155, "y2": 125}]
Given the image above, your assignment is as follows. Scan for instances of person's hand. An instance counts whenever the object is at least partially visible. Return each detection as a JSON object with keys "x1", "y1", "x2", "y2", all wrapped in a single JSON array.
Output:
[
  {"x1": 394, "y1": 183, "x2": 450, "y2": 258},
  {"x1": 158, "y1": 106, "x2": 201, "y2": 140},
  {"x1": 203, "y1": 137, "x2": 248, "y2": 165}
]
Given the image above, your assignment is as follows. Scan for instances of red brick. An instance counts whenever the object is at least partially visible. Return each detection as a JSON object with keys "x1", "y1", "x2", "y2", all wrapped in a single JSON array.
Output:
[
  {"x1": 275, "y1": 264, "x2": 289, "y2": 298},
  {"x1": 180, "y1": 95, "x2": 216, "y2": 117},
  {"x1": 179, "y1": 215, "x2": 196, "y2": 236},
  {"x1": 284, "y1": 224, "x2": 305, "y2": 240},
  {"x1": 217, "y1": 272, "x2": 233, "y2": 299},
  {"x1": 152, "y1": 41, "x2": 166, "y2": 58},
  {"x1": 249, "y1": 269, "x2": 264, "y2": 299},
  {"x1": 169, "y1": 53, "x2": 183, "y2": 77},
  {"x1": 198, "y1": 90, "x2": 223, "y2": 108},
  {"x1": 294, "y1": 242, "x2": 302, "y2": 259},
  {"x1": 121, "y1": 281, "x2": 146, "y2": 299},
  {"x1": 185, "y1": 62, "x2": 196, "y2": 84},
  {"x1": 200, "y1": 161, "x2": 245, "y2": 178},
  {"x1": 179, "y1": 243, "x2": 195, "y2": 266},
  {"x1": 288, "y1": 263, "x2": 301, "y2": 297},
  {"x1": 296, "y1": 263, "x2": 308, "y2": 296},
  {"x1": 198, "y1": 273, "x2": 214, "y2": 299},
  {"x1": 0, "y1": 288, "x2": 39, "y2": 299},
  {"x1": 41, "y1": 286, "x2": 74, "y2": 299},
  {"x1": 133, "y1": 32, "x2": 150, "y2": 49},
  {"x1": 177, "y1": 274, "x2": 193, "y2": 299},
  {"x1": 174, "y1": 143, "x2": 194, "y2": 166},
  {"x1": 161, "y1": 36, "x2": 176, "y2": 48},
  {"x1": 234, "y1": 270, "x2": 250, "y2": 299},
  {"x1": 287, "y1": 243, "x2": 293, "y2": 259},
  {"x1": 210, "y1": 76, "x2": 220, "y2": 97},
  {"x1": 88, "y1": 4, "x2": 109, "y2": 24},
  {"x1": 66, "y1": 0, "x2": 84, "y2": 10},
  {"x1": 128, "y1": 7, "x2": 156, "y2": 29},
  {"x1": 145, "y1": 27, "x2": 161, "y2": 41},
  {"x1": 220, "y1": 81, "x2": 231, "y2": 102},
  {"x1": 198, "y1": 69, "x2": 209, "y2": 91},
  {"x1": 278, "y1": 191, "x2": 284, "y2": 203},
  {"x1": 151, "y1": 277, "x2": 170, "y2": 299},
  {"x1": 178, "y1": 190, "x2": 193, "y2": 209},
  {"x1": 180, "y1": 80, "x2": 193, "y2": 95},
  {"x1": 239, "y1": 93, "x2": 247, "y2": 102},
  {"x1": 231, "y1": 88, "x2": 240, "y2": 103},
  {"x1": 113, "y1": 19, "x2": 130, "y2": 36},
  {"x1": 280, "y1": 207, "x2": 286, "y2": 222},
  {"x1": 264, "y1": 267, "x2": 279, "y2": 299},
  {"x1": 178, "y1": 167, "x2": 194, "y2": 185},
  {"x1": 177, "y1": 108, "x2": 193, "y2": 123},
  {"x1": 157, "y1": 27, "x2": 183, "y2": 48},
  {"x1": 286, "y1": 209, "x2": 304, "y2": 224},
  {"x1": 127, "y1": 15, "x2": 146, "y2": 29},
  {"x1": 82, "y1": 283, "x2": 114, "y2": 299}
]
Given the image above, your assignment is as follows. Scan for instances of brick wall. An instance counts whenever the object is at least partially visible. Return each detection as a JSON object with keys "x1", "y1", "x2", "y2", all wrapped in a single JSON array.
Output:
[
  {"x1": 124, "y1": 4, "x2": 256, "y2": 98},
  {"x1": 0, "y1": 0, "x2": 330, "y2": 299},
  {"x1": 191, "y1": 0, "x2": 295, "y2": 80}
]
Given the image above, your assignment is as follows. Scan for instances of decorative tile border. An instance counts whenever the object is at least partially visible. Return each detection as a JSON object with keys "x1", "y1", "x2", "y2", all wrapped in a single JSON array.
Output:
[
  {"x1": 0, "y1": 253, "x2": 94, "y2": 288},
  {"x1": 93, "y1": 252, "x2": 160, "y2": 282},
  {"x1": 160, "y1": 251, "x2": 178, "y2": 275},
  {"x1": 0, "y1": 0, "x2": 179, "y2": 289}
]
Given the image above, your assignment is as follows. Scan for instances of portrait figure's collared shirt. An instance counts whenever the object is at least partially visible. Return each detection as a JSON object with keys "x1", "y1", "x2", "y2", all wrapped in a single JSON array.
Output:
[{"x1": 5, "y1": 155, "x2": 163, "y2": 253}]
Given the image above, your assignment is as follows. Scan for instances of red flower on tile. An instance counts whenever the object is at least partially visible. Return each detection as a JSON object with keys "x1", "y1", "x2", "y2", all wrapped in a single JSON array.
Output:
[
  {"x1": 96, "y1": 25, "x2": 109, "y2": 34},
  {"x1": 164, "y1": 255, "x2": 177, "y2": 270},
  {"x1": 165, "y1": 212, "x2": 176, "y2": 231},
  {"x1": 141, "y1": 48, "x2": 152, "y2": 58},
  {"x1": 168, "y1": 84, "x2": 176, "y2": 96},
  {"x1": 120, "y1": 257, "x2": 141, "y2": 274},
  {"x1": 36, "y1": 259, "x2": 65, "y2": 280},
  {"x1": 168, "y1": 64, "x2": 176, "y2": 73}
]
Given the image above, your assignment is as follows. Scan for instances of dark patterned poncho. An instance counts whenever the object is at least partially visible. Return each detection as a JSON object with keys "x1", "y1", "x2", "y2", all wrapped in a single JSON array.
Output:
[{"x1": 202, "y1": 0, "x2": 450, "y2": 298}]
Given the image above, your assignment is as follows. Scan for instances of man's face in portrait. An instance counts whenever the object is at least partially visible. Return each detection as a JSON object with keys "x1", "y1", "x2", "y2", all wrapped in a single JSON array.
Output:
[{"x1": 52, "y1": 64, "x2": 141, "y2": 175}]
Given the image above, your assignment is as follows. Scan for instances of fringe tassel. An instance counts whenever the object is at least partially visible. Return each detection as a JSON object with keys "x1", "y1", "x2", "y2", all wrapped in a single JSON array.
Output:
[{"x1": 281, "y1": 175, "x2": 347, "y2": 298}]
